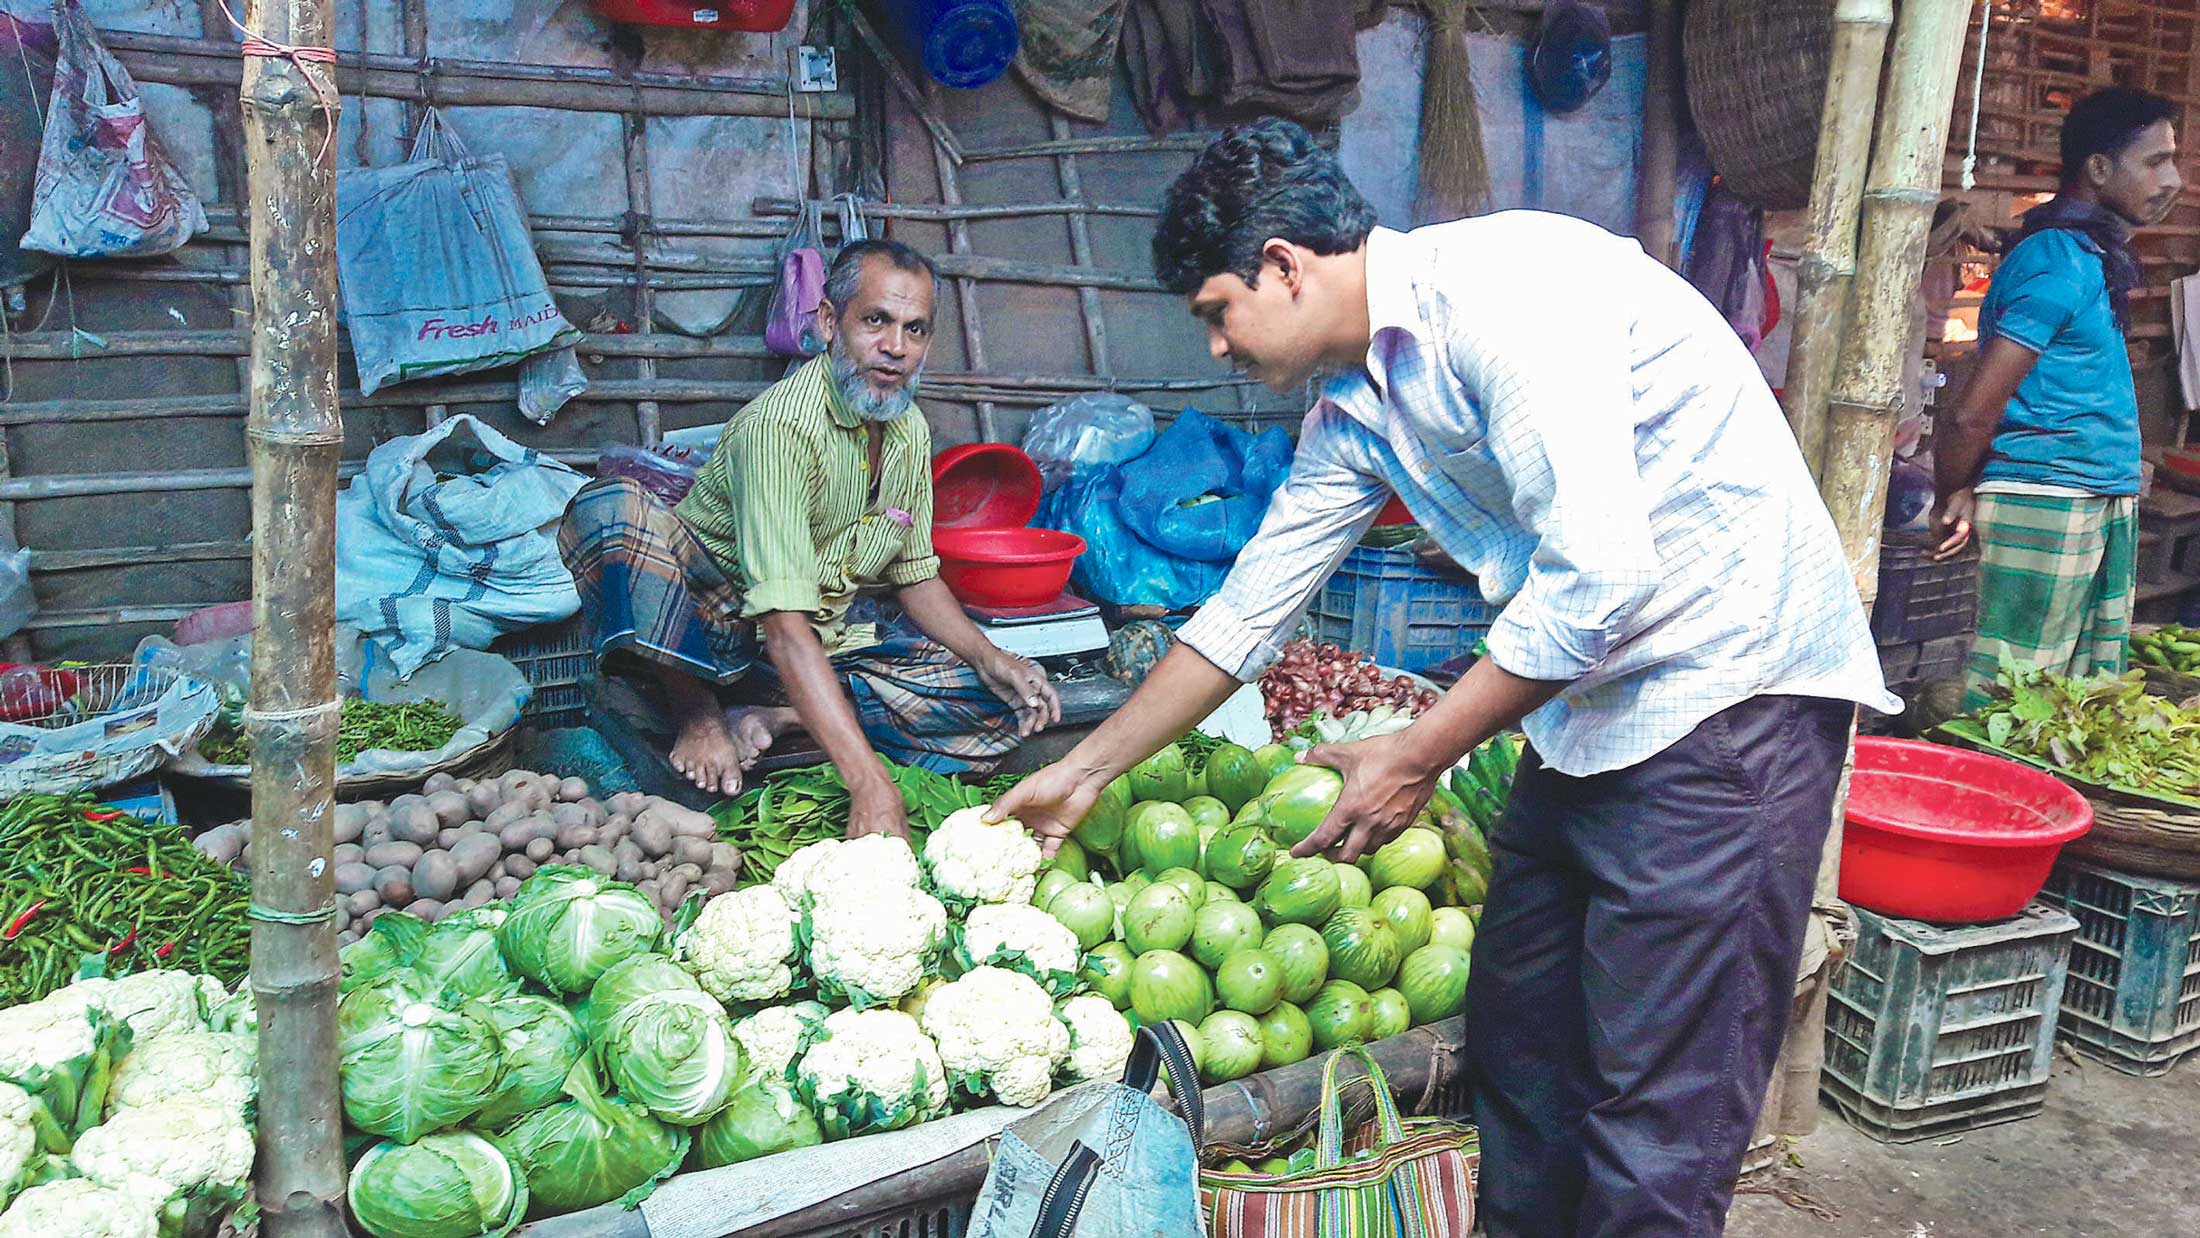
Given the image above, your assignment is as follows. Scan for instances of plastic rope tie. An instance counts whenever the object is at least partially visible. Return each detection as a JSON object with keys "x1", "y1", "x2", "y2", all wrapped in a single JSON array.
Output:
[
  {"x1": 247, "y1": 901, "x2": 339, "y2": 926},
  {"x1": 1961, "y1": 0, "x2": 1991, "y2": 192},
  {"x1": 215, "y1": 0, "x2": 341, "y2": 165}
]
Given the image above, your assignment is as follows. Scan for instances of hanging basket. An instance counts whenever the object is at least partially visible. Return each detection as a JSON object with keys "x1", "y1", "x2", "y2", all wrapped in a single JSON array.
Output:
[{"x1": 1683, "y1": 0, "x2": 1836, "y2": 211}]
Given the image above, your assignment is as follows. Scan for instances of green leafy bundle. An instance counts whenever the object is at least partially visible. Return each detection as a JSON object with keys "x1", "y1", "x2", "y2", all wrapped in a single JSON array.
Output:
[{"x1": 1945, "y1": 662, "x2": 2200, "y2": 801}]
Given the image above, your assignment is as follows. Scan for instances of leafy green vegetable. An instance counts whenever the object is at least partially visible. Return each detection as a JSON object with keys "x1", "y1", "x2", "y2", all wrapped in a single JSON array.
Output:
[
  {"x1": 1946, "y1": 661, "x2": 2200, "y2": 802},
  {"x1": 348, "y1": 1133, "x2": 528, "y2": 1238}
]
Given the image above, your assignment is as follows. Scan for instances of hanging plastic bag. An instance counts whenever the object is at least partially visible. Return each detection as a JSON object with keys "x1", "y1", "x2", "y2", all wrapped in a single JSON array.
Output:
[
  {"x1": 1021, "y1": 392, "x2": 1157, "y2": 493},
  {"x1": 21, "y1": 0, "x2": 208, "y2": 259},
  {"x1": 0, "y1": 545, "x2": 34, "y2": 640},
  {"x1": 1528, "y1": 0, "x2": 1613, "y2": 116},
  {"x1": 334, "y1": 414, "x2": 590, "y2": 678},
  {"x1": 517, "y1": 342, "x2": 588, "y2": 425},
  {"x1": 335, "y1": 109, "x2": 581, "y2": 396},
  {"x1": 766, "y1": 199, "x2": 827, "y2": 357},
  {"x1": 0, "y1": 8, "x2": 58, "y2": 290}
]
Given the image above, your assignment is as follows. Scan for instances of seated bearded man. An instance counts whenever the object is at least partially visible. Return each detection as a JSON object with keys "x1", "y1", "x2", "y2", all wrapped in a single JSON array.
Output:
[{"x1": 559, "y1": 239, "x2": 1060, "y2": 839}]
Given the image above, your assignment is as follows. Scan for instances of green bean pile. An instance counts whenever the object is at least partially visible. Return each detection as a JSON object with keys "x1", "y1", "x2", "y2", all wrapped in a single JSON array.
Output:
[
  {"x1": 0, "y1": 793, "x2": 251, "y2": 1005},
  {"x1": 710, "y1": 759, "x2": 989, "y2": 886},
  {"x1": 201, "y1": 698, "x2": 466, "y2": 766}
]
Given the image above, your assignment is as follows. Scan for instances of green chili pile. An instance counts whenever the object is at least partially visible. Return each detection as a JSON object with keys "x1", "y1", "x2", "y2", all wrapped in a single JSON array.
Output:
[
  {"x1": 200, "y1": 698, "x2": 466, "y2": 766},
  {"x1": 0, "y1": 793, "x2": 251, "y2": 1005},
  {"x1": 710, "y1": 759, "x2": 989, "y2": 886}
]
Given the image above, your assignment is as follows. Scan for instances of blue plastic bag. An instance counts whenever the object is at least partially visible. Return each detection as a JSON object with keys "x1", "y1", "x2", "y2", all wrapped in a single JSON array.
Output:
[{"x1": 1037, "y1": 409, "x2": 1295, "y2": 610}]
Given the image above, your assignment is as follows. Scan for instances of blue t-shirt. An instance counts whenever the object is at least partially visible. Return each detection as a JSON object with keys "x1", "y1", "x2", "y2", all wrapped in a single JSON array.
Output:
[{"x1": 1976, "y1": 229, "x2": 2141, "y2": 495}]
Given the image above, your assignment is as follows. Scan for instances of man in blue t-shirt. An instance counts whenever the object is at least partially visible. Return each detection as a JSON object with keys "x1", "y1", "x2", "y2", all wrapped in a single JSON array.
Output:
[{"x1": 1932, "y1": 87, "x2": 2182, "y2": 705}]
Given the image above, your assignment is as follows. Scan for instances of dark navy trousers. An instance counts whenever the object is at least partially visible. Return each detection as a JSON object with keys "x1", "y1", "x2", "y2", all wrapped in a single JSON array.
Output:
[{"x1": 1464, "y1": 694, "x2": 1852, "y2": 1237}]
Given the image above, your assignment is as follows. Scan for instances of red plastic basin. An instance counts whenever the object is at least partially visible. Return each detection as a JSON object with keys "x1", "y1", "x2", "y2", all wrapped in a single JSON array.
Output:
[
  {"x1": 931, "y1": 443, "x2": 1042, "y2": 530},
  {"x1": 1840, "y1": 737, "x2": 2092, "y2": 922},
  {"x1": 590, "y1": 0, "x2": 796, "y2": 30},
  {"x1": 933, "y1": 526, "x2": 1085, "y2": 608}
]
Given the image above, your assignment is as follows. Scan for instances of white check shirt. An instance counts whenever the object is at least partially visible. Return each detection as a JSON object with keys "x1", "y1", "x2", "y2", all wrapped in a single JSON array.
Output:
[{"x1": 1177, "y1": 214, "x2": 1899, "y2": 775}]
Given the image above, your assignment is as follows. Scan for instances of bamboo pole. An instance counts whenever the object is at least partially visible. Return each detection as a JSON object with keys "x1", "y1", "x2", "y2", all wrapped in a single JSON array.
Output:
[
  {"x1": 1635, "y1": 0, "x2": 1682, "y2": 268},
  {"x1": 1783, "y1": 0, "x2": 1897, "y2": 481},
  {"x1": 238, "y1": 0, "x2": 347, "y2": 1230}
]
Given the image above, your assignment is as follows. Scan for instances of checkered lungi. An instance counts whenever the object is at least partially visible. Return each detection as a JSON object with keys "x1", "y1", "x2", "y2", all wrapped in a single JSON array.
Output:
[
  {"x1": 1963, "y1": 490, "x2": 2137, "y2": 708},
  {"x1": 558, "y1": 477, "x2": 1022, "y2": 773}
]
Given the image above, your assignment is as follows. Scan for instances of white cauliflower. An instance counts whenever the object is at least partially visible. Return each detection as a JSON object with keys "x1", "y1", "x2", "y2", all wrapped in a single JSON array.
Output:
[
  {"x1": 106, "y1": 1031, "x2": 256, "y2": 1120},
  {"x1": 0, "y1": 1179, "x2": 161, "y2": 1238},
  {"x1": 0, "y1": 995, "x2": 124, "y2": 1135},
  {"x1": 958, "y1": 903, "x2": 1084, "y2": 996},
  {"x1": 1, "y1": 1080, "x2": 65, "y2": 1214},
  {"x1": 807, "y1": 878, "x2": 946, "y2": 1008},
  {"x1": 1056, "y1": 996, "x2": 1135, "y2": 1083},
  {"x1": 795, "y1": 1008, "x2": 949, "y2": 1139},
  {"x1": 78, "y1": 971, "x2": 211, "y2": 1045},
  {"x1": 730, "y1": 1001, "x2": 827, "y2": 1083},
  {"x1": 771, "y1": 838, "x2": 843, "y2": 910},
  {"x1": 923, "y1": 806, "x2": 1041, "y2": 909},
  {"x1": 676, "y1": 884, "x2": 798, "y2": 1003},
  {"x1": 72, "y1": 1101, "x2": 254, "y2": 1211},
  {"x1": 919, "y1": 967, "x2": 1071, "y2": 1109},
  {"x1": 817, "y1": 833, "x2": 923, "y2": 890}
]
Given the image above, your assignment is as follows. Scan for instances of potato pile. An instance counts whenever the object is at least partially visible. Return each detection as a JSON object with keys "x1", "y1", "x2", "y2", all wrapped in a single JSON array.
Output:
[{"x1": 190, "y1": 769, "x2": 740, "y2": 945}]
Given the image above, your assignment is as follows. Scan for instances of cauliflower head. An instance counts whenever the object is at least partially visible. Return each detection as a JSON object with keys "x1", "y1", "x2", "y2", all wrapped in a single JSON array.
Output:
[
  {"x1": 918, "y1": 967, "x2": 1070, "y2": 1109},
  {"x1": 1, "y1": 1079, "x2": 67, "y2": 1214},
  {"x1": 795, "y1": 1008, "x2": 949, "y2": 1139},
  {"x1": 72, "y1": 1101, "x2": 254, "y2": 1204},
  {"x1": 730, "y1": 1001, "x2": 827, "y2": 1083},
  {"x1": 1056, "y1": 996, "x2": 1134, "y2": 1083},
  {"x1": 676, "y1": 884, "x2": 798, "y2": 1003},
  {"x1": 106, "y1": 1031, "x2": 256, "y2": 1120},
  {"x1": 0, "y1": 995, "x2": 125, "y2": 1137},
  {"x1": 817, "y1": 834, "x2": 922, "y2": 890},
  {"x1": 922, "y1": 807, "x2": 1041, "y2": 909},
  {"x1": 0, "y1": 1179, "x2": 161, "y2": 1238},
  {"x1": 82, "y1": 971, "x2": 212, "y2": 1045},
  {"x1": 806, "y1": 879, "x2": 946, "y2": 1009},
  {"x1": 771, "y1": 838, "x2": 843, "y2": 910},
  {"x1": 958, "y1": 903, "x2": 1084, "y2": 996}
]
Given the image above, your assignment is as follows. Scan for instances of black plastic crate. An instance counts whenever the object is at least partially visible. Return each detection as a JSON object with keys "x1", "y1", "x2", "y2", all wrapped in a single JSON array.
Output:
[
  {"x1": 1872, "y1": 529, "x2": 1981, "y2": 646},
  {"x1": 490, "y1": 617, "x2": 592, "y2": 728},
  {"x1": 2038, "y1": 861, "x2": 2200, "y2": 1075},
  {"x1": 1822, "y1": 904, "x2": 2075, "y2": 1142}
]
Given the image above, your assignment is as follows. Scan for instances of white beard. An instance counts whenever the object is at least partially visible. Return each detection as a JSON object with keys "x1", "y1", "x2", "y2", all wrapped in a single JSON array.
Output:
[{"x1": 828, "y1": 338, "x2": 922, "y2": 422}]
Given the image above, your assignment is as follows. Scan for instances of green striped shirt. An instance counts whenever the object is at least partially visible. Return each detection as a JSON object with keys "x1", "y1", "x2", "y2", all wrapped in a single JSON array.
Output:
[{"x1": 673, "y1": 356, "x2": 938, "y2": 652}]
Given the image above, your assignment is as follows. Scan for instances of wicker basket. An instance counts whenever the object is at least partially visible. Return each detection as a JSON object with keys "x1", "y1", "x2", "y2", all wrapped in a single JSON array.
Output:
[
  {"x1": 1683, "y1": 0, "x2": 1836, "y2": 211},
  {"x1": 1935, "y1": 728, "x2": 2200, "y2": 881}
]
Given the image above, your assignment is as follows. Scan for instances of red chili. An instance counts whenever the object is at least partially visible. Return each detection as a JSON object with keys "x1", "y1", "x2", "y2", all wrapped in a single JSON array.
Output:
[
  {"x1": 4, "y1": 901, "x2": 48, "y2": 940},
  {"x1": 123, "y1": 867, "x2": 169, "y2": 879},
  {"x1": 108, "y1": 926, "x2": 140, "y2": 955},
  {"x1": 154, "y1": 941, "x2": 176, "y2": 960}
]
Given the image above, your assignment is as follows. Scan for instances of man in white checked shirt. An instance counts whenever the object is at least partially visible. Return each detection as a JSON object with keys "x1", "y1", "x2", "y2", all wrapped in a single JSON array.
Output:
[{"x1": 994, "y1": 120, "x2": 1898, "y2": 1236}]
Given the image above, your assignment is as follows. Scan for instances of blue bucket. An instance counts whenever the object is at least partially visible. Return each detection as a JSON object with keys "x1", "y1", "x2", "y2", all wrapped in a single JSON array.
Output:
[{"x1": 892, "y1": 0, "x2": 1019, "y2": 90}]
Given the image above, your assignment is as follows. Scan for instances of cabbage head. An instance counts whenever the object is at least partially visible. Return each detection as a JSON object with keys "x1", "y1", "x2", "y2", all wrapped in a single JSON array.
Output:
[
  {"x1": 348, "y1": 1132, "x2": 527, "y2": 1238},
  {"x1": 496, "y1": 867, "x2": 662, "y2": 995},
  {"x1": 412, "y1": 913, "x2": 521, "y2": 1002},
  {"x1": 471, "y1": 995, "x2": 588, "y2": 1131},
  {"x1": 341, "y1": 912, "x2": 430, "y2": 995},
  {"x1": 580, "y1": 952, "x2": 700, "y2": 1039},
  {"x1": 596, "y1": 990, "x2": 743, "y2": 1126},
  {"x1": 502, "y1": 1063, "x2": 688, "y2": 1218},
  {"x1": 336, "y1": 969, "x2": 502, "y2": 1143},
  {"x1": 691, "y1": 1078, "x2": 823, "y2": 1169}
]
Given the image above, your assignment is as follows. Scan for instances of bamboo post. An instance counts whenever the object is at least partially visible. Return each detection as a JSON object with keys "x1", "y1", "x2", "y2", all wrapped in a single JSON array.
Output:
[
  {"x1": 1783, "y1": 0, "x2": 1897, "y2": 480},
  {"x1": 238, "y1": 0, "x2": 347, "y2": 1231},
  {"x1": 1635, "y1": 0, "x2": 1682, "y2": 268}
]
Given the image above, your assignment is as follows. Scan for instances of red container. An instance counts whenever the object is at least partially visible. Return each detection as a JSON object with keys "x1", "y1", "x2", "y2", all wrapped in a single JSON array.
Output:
[
  {"x1": 931, "y1": 443, "x2": 1043, "y2": 529},
  {"x1": 1840, "y1": 737, "x2": 2093, "y2": 922},
  {"x1": 590, "y1": 0, "x2": 796, "y2": 31},
  {"x1": 933, "y1": 526, "x2": 1086, "y2": 608}
]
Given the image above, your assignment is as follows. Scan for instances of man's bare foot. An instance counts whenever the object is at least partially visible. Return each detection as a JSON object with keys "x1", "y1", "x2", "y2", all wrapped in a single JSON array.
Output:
[
  {"x1": 723, "y1": 706, "x2": 797, "y2": 768},
  {"x1": 670, "y1": 710, "x2": 746, "y2": 797}
]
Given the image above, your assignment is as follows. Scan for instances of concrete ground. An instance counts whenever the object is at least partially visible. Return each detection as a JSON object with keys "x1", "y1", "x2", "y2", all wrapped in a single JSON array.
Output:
[{"x1": 1727, "y1": 1053, "x2": 2197, "y2": 1238}]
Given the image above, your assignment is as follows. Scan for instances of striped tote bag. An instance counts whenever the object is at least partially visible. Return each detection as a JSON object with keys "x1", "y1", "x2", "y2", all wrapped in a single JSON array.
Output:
[{"x1": 1199, "y1": 1046, "x2": 1478, "y2": 1237}]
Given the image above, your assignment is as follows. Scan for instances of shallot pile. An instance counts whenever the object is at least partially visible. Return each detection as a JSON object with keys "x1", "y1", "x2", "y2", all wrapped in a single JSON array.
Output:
[{"x1": 1260, "y1": 638, "x2": 1439, "y2": 739}]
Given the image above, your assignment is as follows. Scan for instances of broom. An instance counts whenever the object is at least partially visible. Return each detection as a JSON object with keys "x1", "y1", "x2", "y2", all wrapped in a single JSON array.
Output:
[{"x1": 1415, "y1": 0, "x2": 1490, "y2": 225}]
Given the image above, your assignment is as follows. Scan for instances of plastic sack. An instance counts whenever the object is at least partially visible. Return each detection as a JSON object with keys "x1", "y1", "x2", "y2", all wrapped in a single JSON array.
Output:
[
  {"x1": 0, "y1": 545, "x2": 33, "y2": 639},
  {"x1": 1021, "y1": 392, "x2": 1156, "y2": 493},
  {"x1": 517, "y1": 343, "x2": 589, "y2": 426},
  {"x1": 0, "y1": 9, "x2": 57, "y2": 289},
  {"x1": 148, "y1": 627, "x2": 529, "y2": 783},
  {"x1": 1037, "y1": 409, "x2": 1294, "y2": 610},
  {"x1": 21, "y1": 0, "x2": 207, "y2": 259},
  {"x1": 596, "y1": 442, "x2": 706, "y2": 507},
  {"x1": 968, "y1": 1023, "x2": 1205, "y2": 1238},
  {"x1": 335, "y1": 109, "x2": 581, "y2": 396},
  {"x1": 1528, "y1": 0, "x2": 1613, "y2": 115},
  {"x1": 334, "y1": 414, "x2": 590, "y2": 678}
]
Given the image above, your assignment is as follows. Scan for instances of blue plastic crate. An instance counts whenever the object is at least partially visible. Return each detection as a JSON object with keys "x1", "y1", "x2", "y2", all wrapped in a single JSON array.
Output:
[
  {"x1": 1822, "y1": 904, "x2": 2076, "y2": 1142},
  {"x1": 2038, "y1": 861, "x2": 2200, "y2": 1076},
  {"x1": 1304, "y1": 544, "x2": 1500, "y2": 674}
]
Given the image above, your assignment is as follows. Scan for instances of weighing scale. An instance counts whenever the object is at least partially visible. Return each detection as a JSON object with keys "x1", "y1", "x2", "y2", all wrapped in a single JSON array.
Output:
[{"x1": 962, "y1": 591, "x2": 1110, "y2": 661}]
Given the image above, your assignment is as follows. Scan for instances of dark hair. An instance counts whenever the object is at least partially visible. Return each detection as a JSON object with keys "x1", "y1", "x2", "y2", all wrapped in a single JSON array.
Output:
[
  {"x1": 2060, "y1": 87, "x2": 2178, "y2": 184},
  {"x1": 1152, "y1": 118, "x2": 1379, "y2": 295},
  {"x1": 823, "y1": 239, "x2": 938, "y2": 314}
]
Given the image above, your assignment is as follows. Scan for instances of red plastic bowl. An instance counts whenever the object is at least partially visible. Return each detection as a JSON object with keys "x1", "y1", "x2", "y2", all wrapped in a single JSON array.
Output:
[
  {"x1": 590, "y1": 0, "x2": 795, "y2": 31},
  {"x1": 934, "y1": 526, "x2": 1086, "y2": 608},
  {"x1": 931, "y1": 444, "x2": 1042, "y2": 530},
  {"x1": 1840, "y1": 737, "x2": 2092, "y2": 922}
]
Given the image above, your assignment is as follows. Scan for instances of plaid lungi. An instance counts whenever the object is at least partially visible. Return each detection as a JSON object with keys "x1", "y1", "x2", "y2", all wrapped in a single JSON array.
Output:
[
  {"x1": 558, "y1": 477, "x2": 1021, "y2": 773},
  {"x1": 1963, "y1": 490, "x2": 2137, "y2": 708}
]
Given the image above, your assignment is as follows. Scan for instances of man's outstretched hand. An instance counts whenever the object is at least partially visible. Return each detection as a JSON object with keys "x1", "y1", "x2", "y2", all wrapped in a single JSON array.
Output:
[
  {"x1": 1288, "y1": 733, "x2": 1442, "y2": 865},
  {"x1": 985, "y1": 761, "x2": 1097, "y2": 859}
]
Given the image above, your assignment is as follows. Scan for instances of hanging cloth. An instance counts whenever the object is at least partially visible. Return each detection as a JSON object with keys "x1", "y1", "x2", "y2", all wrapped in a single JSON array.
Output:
[{"x1": 1011, "y1": 0, "x2": 1129, "y2": 123}]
